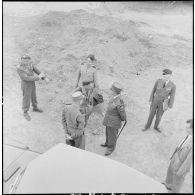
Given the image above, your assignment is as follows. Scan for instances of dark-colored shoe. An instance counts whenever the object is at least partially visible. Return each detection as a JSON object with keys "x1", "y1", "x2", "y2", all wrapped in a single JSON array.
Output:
[
  {"x1": 33, "y1": 107, "x2": 43, "y2": 112},
  {"x1": 142, "y1": 127, "x2": 149, "y2": 131},
  {"x1": 154, "y1": 127, "x2": 162, "y2": 133},
  {"x1": 100, "y1": 143, "x2": 108, "y2": 147},
  {"x1": 104, "y1": 150, "x2": 112, "y2": 156},
  {"x1": 161, "y1": 182, "x2": 172, "y2": 191},
  {"x1": 24, "y1": 112, "x2": 31, "y2": 121}
]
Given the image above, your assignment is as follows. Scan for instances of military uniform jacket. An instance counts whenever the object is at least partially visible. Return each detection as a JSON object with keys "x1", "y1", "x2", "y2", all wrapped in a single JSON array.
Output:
[
  {"x1": 78, "y1": 61, "x2": 98, "y2": 88},
  {"x1": 103, "y1": 95, "x2": 127, "y2": 129},
  {"x1": 62, "y1": 104, "x2": 85, "y2": 139},
  {"x1": 149, "y1": 79, "x2": 176, "y2": 108},
  {"x1": 17, "y1": 63, "x2": 41, "y2": 83},
  {"x1": 170, "y1": 135, "x2": 192, "y2": 176}
]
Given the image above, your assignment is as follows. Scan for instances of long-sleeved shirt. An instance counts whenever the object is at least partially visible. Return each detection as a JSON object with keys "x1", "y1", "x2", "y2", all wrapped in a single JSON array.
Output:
[{"x1": 17, "y1": 63, "x2": 41, "y2": 82}]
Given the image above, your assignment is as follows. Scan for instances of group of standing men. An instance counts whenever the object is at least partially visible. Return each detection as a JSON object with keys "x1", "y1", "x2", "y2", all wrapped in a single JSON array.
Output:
[
  {"x1": 17, "y1": 54, "x2": 127, "y2": 156},
  {"x1": 61, "y1": 54, "x2": 127, "y2": 156},
  {"x1": 17, "y1": 53, "x2": 192, "y2": 192}
]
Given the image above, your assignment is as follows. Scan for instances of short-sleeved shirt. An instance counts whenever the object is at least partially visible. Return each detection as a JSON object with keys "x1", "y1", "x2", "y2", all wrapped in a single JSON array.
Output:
[{"x1": 80, "y1": 62, "x2": 96, "y2": 83}]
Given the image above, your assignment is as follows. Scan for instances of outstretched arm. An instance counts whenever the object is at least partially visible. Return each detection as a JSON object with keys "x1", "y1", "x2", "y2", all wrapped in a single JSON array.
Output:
[
  {"x1": 32, "y1": 64, "x2": 41, "y2": 75},
  {"x1": 17, "y1": 69, "x2": 39, "y2": 82}
]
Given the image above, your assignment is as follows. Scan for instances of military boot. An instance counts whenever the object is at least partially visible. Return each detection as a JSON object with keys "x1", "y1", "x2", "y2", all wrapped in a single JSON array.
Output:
[{"x1": 104, "y1": 149, "x2": 113, "y2": 156}]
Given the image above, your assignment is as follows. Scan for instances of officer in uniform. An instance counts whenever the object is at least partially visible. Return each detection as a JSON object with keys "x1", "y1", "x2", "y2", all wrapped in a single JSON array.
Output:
[
  {"x1": 17, "y1": 54, "x2": 48, "y2": 121},
  {"x1": 75, "y1": 54, "x2": 100, "y2": 127},
  {"x1": 76, "y1": 81, "x2": 94, "y2": 127},
  {"x1": 102, "y1": 82, "x2": 127, "y2": 156},
  {"x1": 162, "y1": 119, "x2": 193, "y2": 192},
  {"x1": 75, "y1": 54, "x2": 99, "y2": 90},
  {"x1": 142, "y1": 69, "x2": 176, "y2": 132},
  {"x1": 62, "y1": 91, "x2": 85, "y2": 149}
]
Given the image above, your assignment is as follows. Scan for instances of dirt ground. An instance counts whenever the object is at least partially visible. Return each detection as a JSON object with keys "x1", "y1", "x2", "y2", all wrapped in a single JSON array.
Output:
[{"x1": 3, "y1": 2, "x2": 193, "y2": 193}]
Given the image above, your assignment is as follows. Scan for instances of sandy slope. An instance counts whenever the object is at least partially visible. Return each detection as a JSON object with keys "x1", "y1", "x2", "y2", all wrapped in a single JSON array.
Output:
[{"x1": 3, "y1": 2, "x2": 193, "y2": 193}]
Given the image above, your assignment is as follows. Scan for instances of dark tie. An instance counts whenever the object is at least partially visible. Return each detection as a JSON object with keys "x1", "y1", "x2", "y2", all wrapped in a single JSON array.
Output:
[{"x1": 163, "y1": 81, "x2": 166, "y2": 88}]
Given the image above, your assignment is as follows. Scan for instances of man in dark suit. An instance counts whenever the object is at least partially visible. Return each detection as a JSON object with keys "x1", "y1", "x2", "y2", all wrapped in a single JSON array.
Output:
[
  {"x1": 142, "y1": 69, "x2": 176, "y2": 132},
  {"x1": 101, "y1": 82, "x2": 127, "y2": 156}
]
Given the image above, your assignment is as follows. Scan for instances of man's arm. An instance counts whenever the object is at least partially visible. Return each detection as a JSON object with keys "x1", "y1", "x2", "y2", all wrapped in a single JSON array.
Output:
[
  {"x1": 33, "y1": 64, "x2": 48, "y2": 81},
  {"x1": 77, "y1": 114, "x2": 85, "y2": 130},
  {"x1": 17, "y1": 69, "x2": 39, "y2": 82},
  {"x1": 75, "y1": 69, "x2": 81, "y2": 88},
  {"x1": 32, "y1": 64, "x2": 41, "y2": 75},
  {"x1": 93, "y1": 70, "x2": 99, "y2": 89},
  {"x1": 168, "y1": 85, "x2": 176, "y2": 108},
  {"x1": 70, "y1": 114, "x2": 85, "y2": 139},
  {"x1": 117, "y1": 100, "x2": 127, "y2": 121},
  {"x1": 149, "y1": 80, "x2": 158, "y2": 102},
  {"x1": 62, "y1": 109, "x2": 68, "y2": 134},
  {"x1": 176, "y1": 147, "x2": 192, "y2": 176}
]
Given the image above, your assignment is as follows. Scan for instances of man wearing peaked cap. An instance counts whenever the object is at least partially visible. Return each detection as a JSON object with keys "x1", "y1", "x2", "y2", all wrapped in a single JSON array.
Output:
[
  {"x1": 17, "y1": 54, "x2": 48, "y2": 121},
  {"x1": 87, "y1": 54, "x2": 95, "y2": 62},
  {"x1": 102, "y1": 82, "x2": 127, "y2": 156},
  {"x1": 162, "y1": 69, "x2": 172, "y2": 75},
  {"x1": 62, "y1": 91, "x2": 86, "y2": 149},
  {"x1": 72, "y1": 91, "x2": 84, "y2": 102},
  {"x1": 142, "y1": 69, "x2": 176, "y2": 132},
  {"x1": 110, "y1": 82, "x2": 122, "y2": 94},
  {"x1": 75, "y1": 54, "x2": 102, "y2": 130}
]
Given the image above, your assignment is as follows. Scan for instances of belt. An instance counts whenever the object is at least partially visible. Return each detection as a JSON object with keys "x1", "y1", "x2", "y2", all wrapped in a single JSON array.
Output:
[
  {"x1": 82, "y1": 81, "x2": 94, "y2": 86},
  {"x1": 106, "y1": 113, "x2": 120, "y2": 117},
  {"x1": 67, "y1": 128, "x2": 84, "y2": 134}
]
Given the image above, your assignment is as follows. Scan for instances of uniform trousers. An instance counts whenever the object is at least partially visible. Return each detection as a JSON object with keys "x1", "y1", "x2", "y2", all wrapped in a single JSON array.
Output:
[
  {"x1": 165, "y1": 163, "x2": 185, "y2": 193},
  {"x1": 145, "y1": 98, "x2": 164, "y2": 129},
  {"x1": 105, "y1": 126, "x2": 118, "y2": 152},
  {"x1": 21, "y1": 81, "x2": 37, "y2": 112}
]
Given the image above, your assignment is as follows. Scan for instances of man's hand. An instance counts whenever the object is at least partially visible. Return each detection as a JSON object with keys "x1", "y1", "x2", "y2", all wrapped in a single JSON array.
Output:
[
  {"x1": 38, "y1": 73, "x2": 44, "y2": 79},
  {"x1": 45, "y1": 77, "x2": 50, "y2": 83},
  {"x1": 65, "y1": 134, "x2": 72, "y2": 140}
]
